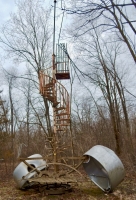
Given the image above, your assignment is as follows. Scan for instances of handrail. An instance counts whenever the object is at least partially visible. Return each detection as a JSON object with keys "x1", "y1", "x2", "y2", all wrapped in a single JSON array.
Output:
[{"x1": 39, "y1": 71, "x2": 70, "y2": 115}]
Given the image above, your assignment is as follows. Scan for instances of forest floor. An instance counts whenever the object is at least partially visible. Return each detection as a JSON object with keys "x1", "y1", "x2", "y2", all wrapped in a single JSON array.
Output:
[{"x1": 0, "y1": 164, "x2": 136, "y2": 200}]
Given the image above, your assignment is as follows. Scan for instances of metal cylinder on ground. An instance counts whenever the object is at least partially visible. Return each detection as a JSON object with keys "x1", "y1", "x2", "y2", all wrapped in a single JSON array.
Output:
[
  {"x1": 13, "y1": 154, "x2": 47, "y2": 189},
  {"x1": 83, "y1": 145, "x2": 125, "y2": 192}
]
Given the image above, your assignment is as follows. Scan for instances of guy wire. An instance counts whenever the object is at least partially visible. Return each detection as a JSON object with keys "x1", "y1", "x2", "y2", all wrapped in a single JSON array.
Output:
[
  {"x1": 58, "y1": 10, "x2": 65, "y2": 44},
  {"x1": 53, "y1": 0, "x2": 57, "y2": 55}
]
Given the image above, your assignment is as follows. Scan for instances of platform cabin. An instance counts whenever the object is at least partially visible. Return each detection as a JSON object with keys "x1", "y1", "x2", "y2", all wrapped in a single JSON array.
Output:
[{"x1": 55, "y1": 43, "x2": 70, "y2": 80}]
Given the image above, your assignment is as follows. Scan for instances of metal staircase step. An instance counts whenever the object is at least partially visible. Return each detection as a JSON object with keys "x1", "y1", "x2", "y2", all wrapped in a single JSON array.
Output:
[
  {"x1": 44, "y1": 84, "x2": 53, "y2": 87},
  {"x1": 45, "y1": 82, "x2": 53, "y2": 86},
  {"x1": 56, "y1": 118, "x2": 70, "y2": 122},
  {"x1": 56, "y1": 129, "x2": 64, "y2": 131},
  {"x1": 55, "y1": 107, "x2": 65, "y2": 111},
  {"x1": 45, "y1": 92, "x2": 53, "y2": 95},
  {"x1": 43, "y1": 85, "x2": 53, "y2": 90},
  {"x1": 46, "y1": 96, "x2": 54, "y2": 101},
  {"x1": 56, "y1": 124, "x2": 70, "y2": 126},
  {"x1": 53, "y1": 102, "x2": 60, "y2": 107},
  {"x1": 56, "y1": 113, "x2": 69, "y2": 116},
  {"x1": 46, "y1": 95, "x2": 54, "y2": 98}
]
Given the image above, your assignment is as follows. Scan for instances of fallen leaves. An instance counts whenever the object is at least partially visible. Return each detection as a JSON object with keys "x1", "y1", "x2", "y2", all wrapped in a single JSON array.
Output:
[{"x1": 0, "y1": 170, "x2": 136, "y2": 200}]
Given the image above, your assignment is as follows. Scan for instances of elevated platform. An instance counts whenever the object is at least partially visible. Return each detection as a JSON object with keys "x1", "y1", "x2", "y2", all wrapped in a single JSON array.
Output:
[{"x1": 55, "y1": 72, "x2": 70, "y2": 80}]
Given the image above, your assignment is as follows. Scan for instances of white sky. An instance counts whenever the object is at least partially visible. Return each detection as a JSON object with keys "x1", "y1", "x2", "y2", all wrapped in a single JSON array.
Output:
[
  {"x1": 0, "y1": 0, "x2": 17, "y2": 24},
  {"x1": 0, "y1": 0, "x2": 58, "y2": 24}
]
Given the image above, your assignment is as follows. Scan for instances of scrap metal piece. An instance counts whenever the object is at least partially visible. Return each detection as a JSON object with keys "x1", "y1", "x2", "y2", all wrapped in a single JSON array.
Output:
[
  {"x1": 39, "y1": 183, "x2": 72, "y2": 195},
  {"x1": 13, "y1": 154, "x2": 47, "y2": 189},
  {"x1": 83, "y1": 145, "x2": 125, "y2": 192}
]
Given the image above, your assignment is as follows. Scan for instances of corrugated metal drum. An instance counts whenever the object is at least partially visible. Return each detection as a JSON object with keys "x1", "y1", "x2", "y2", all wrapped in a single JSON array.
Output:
[
  {"x1": 83, "y1": 145, "x2": 125, "y2": 192},
  {"x1": 13, "y1": 154, "x2": 47, "y2": 189}
]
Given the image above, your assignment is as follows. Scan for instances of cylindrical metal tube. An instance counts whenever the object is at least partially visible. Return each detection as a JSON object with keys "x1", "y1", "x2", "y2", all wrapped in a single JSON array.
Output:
[
  {"x1": 13, "y1": 154, "x2": 47, "y2": 189},
  {"x1": 83, "y1": 145, "x2": 125, "y2": 192}
]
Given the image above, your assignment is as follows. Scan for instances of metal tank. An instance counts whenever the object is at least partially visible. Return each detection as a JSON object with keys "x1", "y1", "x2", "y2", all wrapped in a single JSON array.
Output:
[
  {"x1": 13, "y1": 154, "x2": 47, "y2": 189},
  {"x1": 83, "y1": 145, "x2": 125, "y2": 192}
]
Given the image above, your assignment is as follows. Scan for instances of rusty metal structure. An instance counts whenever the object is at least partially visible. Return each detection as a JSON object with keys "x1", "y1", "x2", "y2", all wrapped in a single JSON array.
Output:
[
  {"x1": 34, "y1": 40, "x2": 85, "y2": 192},
  {"x1": 13, "y1": 0, "x2": 125, "y2": 195},
  {"x1": 38, "y1": 41, "x2": 83, "y2": 170}
]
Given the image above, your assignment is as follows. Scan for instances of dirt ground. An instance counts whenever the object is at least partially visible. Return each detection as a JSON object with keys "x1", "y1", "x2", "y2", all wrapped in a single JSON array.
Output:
[{"x1": 0, "y1": 167, "x2": 136, "y2": 200}]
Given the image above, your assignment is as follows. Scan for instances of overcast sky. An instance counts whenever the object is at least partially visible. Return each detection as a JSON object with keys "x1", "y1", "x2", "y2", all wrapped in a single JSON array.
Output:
[
  {"x1": 0, "y1": 0, "x2": 56, "y2": 25},
  {"x1": 0, "y1": 0, "x2": 64, "y2": 92},
  {"x1": 0, "y1": 0, "x2": 17, "y2": 24}
]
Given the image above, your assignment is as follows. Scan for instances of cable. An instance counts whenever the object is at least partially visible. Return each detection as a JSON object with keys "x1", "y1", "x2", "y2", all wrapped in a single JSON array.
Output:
[
  {"x1": 61, "y1": 0, "x2": 65, "y2": 10},
  {"x1": 58, "y1": 10, "x2": 65, "y2": 44},
  {"x1": 53, "y1": 0, "x2": 57, "y2": 55},
  {"x1": 58, "y1": 0, "x2": 66, "y2": 44}
]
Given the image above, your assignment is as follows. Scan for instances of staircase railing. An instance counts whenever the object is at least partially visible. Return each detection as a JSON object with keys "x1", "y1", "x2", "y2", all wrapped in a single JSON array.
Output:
[{"x1": 39, "y1": 70, "x2": 70, "y2": 131}]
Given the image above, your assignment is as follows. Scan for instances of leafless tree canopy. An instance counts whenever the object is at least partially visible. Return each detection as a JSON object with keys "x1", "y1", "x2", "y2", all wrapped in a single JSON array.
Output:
[{"x1": 63, "y1": 0, "x2": 136, "y2": 62}]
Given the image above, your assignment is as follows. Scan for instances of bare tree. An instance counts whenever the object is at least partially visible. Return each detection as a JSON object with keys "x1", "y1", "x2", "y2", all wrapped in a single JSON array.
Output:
[
  {"x1": 8, "y1": 77, "x2": 15, "y2": 166},
  {"x1": 0, "y1": 92, "x2": 11, "y2": 170},
  {"x1": 0, "y1": 0, "x2": 53, "y2": 135},
  {"x1": 2, "y1": 68, "x2": 19, "y2": 167},
  {"x1": 12, "y1": 68, "x2": 51, "y2": 157},
  {"x1": 65, "y1": 0, "x2": 136, "y2": 62},
  {"x1": 73, "y1": 26, "x2": 134, "y2": 155},
  {"x1": 0, "y1": 92, "x2": 9, "y2": 136}
]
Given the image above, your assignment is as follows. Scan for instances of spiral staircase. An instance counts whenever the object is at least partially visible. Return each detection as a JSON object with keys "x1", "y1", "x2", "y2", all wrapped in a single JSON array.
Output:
[
  {"x1": 39, "y1": 43, "x2": 71, "y2": 136},
  {"x1": 39, "y1": 69, "x2": 70, "y2": 133}
]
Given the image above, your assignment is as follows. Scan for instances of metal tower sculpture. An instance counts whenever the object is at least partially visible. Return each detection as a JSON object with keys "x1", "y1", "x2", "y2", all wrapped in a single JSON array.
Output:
[
  {"x1": 13, "y1": 0, "x2": 125, "y2": 194},
  {"x1": 39, "y1": 43, "x2": 75, "y2": 173},
  {"x1": 39, "y1": 0, "x2": 75, "y2": 174}
]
